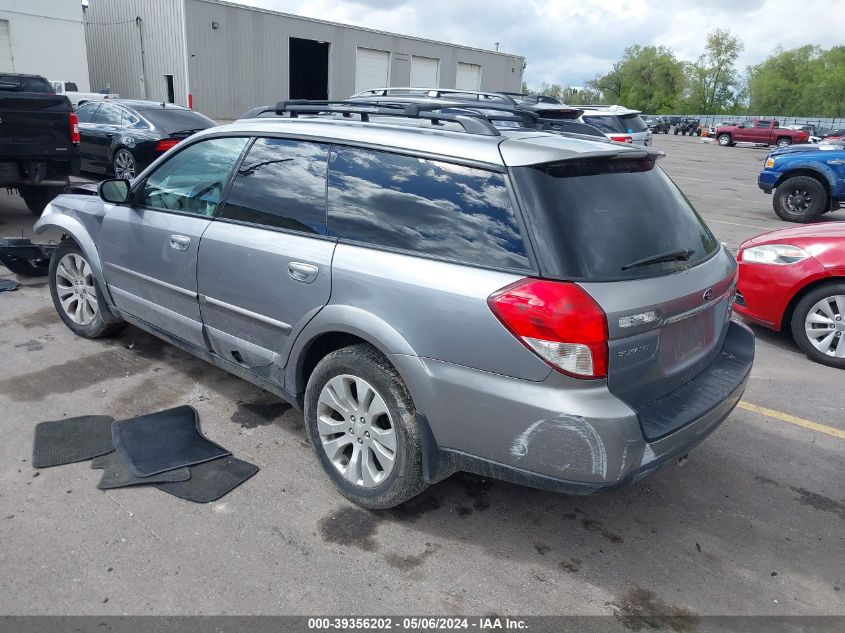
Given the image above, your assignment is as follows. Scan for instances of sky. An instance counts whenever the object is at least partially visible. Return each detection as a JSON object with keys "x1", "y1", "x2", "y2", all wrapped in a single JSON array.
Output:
[{"x1": 237, "y1": 0, "x2": 842, "y2": 88}]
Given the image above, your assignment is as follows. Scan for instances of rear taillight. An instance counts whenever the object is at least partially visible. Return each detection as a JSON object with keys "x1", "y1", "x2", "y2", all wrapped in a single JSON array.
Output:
[
  {"x1": 487, "y1": 278, "x2": 608, "y2": 379},
  {"x1": 155, "y1": 138, "x2": 179, "y2": 152},
  {"x1": 609, "y1": 135, "x2": 633, "y2": 143},
  {"x1": 69, "y1": 112, "x2": 79, "y2": 144}
]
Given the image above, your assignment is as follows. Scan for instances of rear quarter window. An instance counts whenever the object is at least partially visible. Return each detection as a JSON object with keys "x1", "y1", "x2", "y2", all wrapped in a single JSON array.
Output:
[
  {"x1": 513, "y1": 158, "x2": 719, "y2": 281},
  {"x1": 327, "y1": 147, "x2": 531, "y2": 270}
]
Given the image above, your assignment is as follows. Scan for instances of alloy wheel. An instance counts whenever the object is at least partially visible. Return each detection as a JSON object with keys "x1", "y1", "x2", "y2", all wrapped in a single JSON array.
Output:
[
  {"x1": 804, "y1": 294, "x2": 845, "y2": 357},
  {"x1": 316, "y1": 374, "x2": 397, "y2": 488},
  {"x1": 114, "y1": 150, "x2": 136, "y2": 179},
  {"x1": 55, "y1": 253, "x2": 98, "y2": 325}
]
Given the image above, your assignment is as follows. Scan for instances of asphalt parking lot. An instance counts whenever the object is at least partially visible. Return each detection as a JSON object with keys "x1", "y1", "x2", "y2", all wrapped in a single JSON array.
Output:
[{"x1": 0, "y1": 134, "x2": 843, "y2": 624}]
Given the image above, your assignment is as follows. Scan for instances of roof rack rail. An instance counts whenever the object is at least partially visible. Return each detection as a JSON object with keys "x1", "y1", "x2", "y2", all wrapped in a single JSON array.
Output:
[
  {"x1": 242, "y1": 99, "x2": 502, "y2": 136},
  {"x1": 351, "y1": 87, "x2": 518, "y2": 105},
  {"x1": 349, "y1": 95, "x2": 541, "y2": 126},
  {"x1": 348, "y1": 95, "x2": 605, "y2": 139}
]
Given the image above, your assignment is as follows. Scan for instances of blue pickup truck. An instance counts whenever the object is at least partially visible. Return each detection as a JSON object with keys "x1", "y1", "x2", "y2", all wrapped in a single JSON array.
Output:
[{"x1": 758, "y1": 141, "x2": 845, "y2": 222}]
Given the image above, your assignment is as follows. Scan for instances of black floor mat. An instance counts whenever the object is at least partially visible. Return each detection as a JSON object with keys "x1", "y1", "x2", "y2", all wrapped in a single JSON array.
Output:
[
  {"x1": 32, "y1": 416, "x2": 115, "y2": 468},
  {"x1": 155, "y1": 456, "x2": 259, "y2": 503},
  {"x1": 111, "y1": 405, "x2": 230, "y2": 477},
  {"x1": 91, "y1": 450, "x2": 190, "y2": 490}
]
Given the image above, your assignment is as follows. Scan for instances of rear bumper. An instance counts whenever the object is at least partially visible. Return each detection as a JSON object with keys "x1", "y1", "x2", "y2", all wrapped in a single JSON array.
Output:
[{"x1": 398, "y1": 321, "x2": 754, "y2": 493}]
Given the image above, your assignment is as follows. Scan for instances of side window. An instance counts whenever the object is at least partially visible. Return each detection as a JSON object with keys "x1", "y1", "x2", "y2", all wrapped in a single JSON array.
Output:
[
  {"x1": 91, "y1": 103, "x2": 123, "y2": 125},
  {"x1": 75, "y1": 103, "x2": 100, "y2": 124},
  {"x1": 327, "y1": 147, "x2": 530, "y2": 270},
  {"x1": 140, "y1": 137, "x2": 248, "y2": 217},
  {"x1": 756, "y1": 121, "x2": 770, "y2": 128},
  {"x1": 121, "y1": 109, "x2": 141, "y2": 127},
  {"x1": 219, "y1": 138, "x2": 329, "y2": 234}
]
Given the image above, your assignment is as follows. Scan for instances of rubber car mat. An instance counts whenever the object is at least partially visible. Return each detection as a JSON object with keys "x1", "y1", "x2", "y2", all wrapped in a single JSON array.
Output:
[
  {"x1": 32, "y1": 415, "x2": 115, "y2": 468},
  {"x1": 0, "y1": 278, "x2": 19, "y2": 292},
  {"x1": 111, "y1": 405, "x2": 230, "y2": 477},
  {"x1": 91, "y1": 450, "x2": 190, "y2": 490},
  {"x1": 154, "y1": 456, "x2": 259, "y2": 503}
]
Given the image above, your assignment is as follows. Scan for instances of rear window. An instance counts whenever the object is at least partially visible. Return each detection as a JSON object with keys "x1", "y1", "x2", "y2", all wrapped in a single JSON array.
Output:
[
  {"x1": 327, "y1": 147, "x2": 530, "y2": 270},
  {"x1": 136, "y1": 107, "x2": 215, "y2": 133},
  {"x1": 65, "y1": 82, "x2": 79, "y2": 92},
  {"x1": 0, "y1": 74, "x2": 52, "y2": 93},
  {"x1": 513, "y1": 159, "x2": 719, "y2": 281},
  {"x1": 583, "y1": 114, "x2": 647, "y2": 134}
]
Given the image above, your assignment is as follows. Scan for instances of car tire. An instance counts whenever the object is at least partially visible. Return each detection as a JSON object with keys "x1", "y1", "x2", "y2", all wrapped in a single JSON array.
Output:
[
  {"x1": 112, "y1": 148, "x2": 137, "y2": 180},
  {"x1": 717, "y1": 134, "x2": 732, "y2": 146},
  {"x1": 19, "y1": 185, "x2": 65, "y2": 216},
  {"x1": 674, "y1": 128, "x2": 679, "y2": 135},
  {"x1": 776, "y1": 138, "x2": 791, "y2": 148},
  {"x1": 48, "y1": 240, "x2": 126, "y2": 339},
  {"x1": 773, "y1": 175, "x2": 827, "y2": 223},
  {"x1": 790, "y1": 282, "x2": 845, "y2": 369},
  {"x1": 304, "y1": 343, "x2": 427, "y2": 509}
]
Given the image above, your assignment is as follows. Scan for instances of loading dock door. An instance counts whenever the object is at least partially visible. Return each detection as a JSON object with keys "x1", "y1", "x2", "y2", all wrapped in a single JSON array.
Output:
[
  {"x1": 0, "y1": 20, "x2": 13, "y2": 73},
  {"x1": 456, "y1": 62, "x2": 481, "y2": 91},
  {"x1": 290, "y1": 37, "x2": 329, "y2": 100},
  {"x1": 410, "y1": 56, "x2": 439, "y2": 88},
  {"x1": 354, "y1": 48, "x2": 389, "y2": 94}
]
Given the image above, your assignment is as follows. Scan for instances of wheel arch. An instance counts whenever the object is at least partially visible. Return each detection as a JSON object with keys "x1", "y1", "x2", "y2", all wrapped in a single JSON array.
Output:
[
  {"x1": 782, "y1": 276, "x2": 845, "y2": 332},
  {"x1": 285, "y1": 305, "x2": 419, "y2": 398},
  {"x1": 774, "y1": 168, "x2": 833, "y2": 210},
  {"x1": 33, "y1": 214, "x2": 114, "y2": 307},
  {"x1": 288, "y1": 313, "x2": 443, "y2": 483}
]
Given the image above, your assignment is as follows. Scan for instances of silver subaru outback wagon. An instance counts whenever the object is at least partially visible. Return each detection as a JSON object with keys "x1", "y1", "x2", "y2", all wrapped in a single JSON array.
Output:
[{"x1": 35, "y1": 102, "x2": 754, "y2": 508}]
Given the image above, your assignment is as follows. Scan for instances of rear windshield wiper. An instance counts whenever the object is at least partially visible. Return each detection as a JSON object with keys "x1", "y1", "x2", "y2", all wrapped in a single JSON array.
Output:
[{"x1": 621, "y1": 248, "x2": 695, "y2": 271}]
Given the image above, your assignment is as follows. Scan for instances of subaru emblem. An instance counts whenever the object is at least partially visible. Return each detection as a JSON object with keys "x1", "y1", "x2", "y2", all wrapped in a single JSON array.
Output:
[{"x1": 703, "y1": 288, "x2": 714, "y2": 302}]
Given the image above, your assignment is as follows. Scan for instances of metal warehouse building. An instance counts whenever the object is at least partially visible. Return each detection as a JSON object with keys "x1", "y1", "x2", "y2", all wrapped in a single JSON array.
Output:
[{"x1": 83, "y1": 0, "x2": 526, "y2": 121}]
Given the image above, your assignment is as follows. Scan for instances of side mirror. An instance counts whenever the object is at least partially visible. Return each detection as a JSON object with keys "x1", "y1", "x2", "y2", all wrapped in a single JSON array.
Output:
[{"x1": 98, "y1": 179, "x2": 131, "y2": 204}]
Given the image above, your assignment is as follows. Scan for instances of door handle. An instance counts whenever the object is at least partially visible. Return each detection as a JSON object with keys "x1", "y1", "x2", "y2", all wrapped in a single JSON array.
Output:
[
  {"x1": 105, "y1": 132, "x2": 115, "y2": 138},
  {"x1": 169, "y1": 234, "x2": 191, "y2": 252},
  {"x1": 288, "y1": 261, "x2": 318, "y2": 284}
]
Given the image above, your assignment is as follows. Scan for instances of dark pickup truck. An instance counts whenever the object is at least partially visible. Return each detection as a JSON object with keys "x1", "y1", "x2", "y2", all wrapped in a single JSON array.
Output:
[{"x1": 0, "y1": 73, "x2": 80, "y2": 215}]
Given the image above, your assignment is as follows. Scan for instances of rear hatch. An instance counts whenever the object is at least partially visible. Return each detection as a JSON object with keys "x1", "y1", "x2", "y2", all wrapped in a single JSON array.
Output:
[
  {"x1": 0, "y1": 93, "x2": 76, "y2": 159},
  {"x1": 512, "y1": 154, "x2": 741, "y2": 439},
  {"x1": 582, "y1": 113, "x2": 651, "y2": 145}
]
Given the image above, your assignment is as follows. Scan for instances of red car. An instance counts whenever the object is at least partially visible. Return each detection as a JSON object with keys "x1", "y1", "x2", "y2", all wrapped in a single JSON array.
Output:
[{"x1": 735, "y1": 223, "x2": 845, "y2": 368}]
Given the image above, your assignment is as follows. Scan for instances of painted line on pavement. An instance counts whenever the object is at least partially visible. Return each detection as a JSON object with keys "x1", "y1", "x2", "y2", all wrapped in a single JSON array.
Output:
[{"x1": 738, "y1": 401, "x2": 845, "y2": 439}]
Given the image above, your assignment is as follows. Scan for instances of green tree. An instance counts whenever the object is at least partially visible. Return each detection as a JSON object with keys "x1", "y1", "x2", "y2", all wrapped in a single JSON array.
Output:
[
  {"x1": 748, "y1": 45, "x2": 845, "y2": 116},
  {"x1": 811, "y1": 46, "x2": 845, "y2": 117},
  {"x1": 586, "y1": 45, "x2": 685, "y2": 112},
  {"x1": 748, "y1": 45, "x2": 818, "y2": 113},
  {"x1": 685, "y1": 29, "x2": 745, "y2": 113}
]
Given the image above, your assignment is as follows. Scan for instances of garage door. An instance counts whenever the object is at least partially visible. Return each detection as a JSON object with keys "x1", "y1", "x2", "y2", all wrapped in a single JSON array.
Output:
[
  {"x1": 0, "y1": 20, "x2": 14, "y2": 73},
  {"x1": 456, "y1": 62, "x2": 481, "y2": 91},
  {"x1": 410, "y1": 55, "x2": 439, "y2": 88},
  {"x1": 355, "y1": 48, "x2": 389, "y2": 94}
]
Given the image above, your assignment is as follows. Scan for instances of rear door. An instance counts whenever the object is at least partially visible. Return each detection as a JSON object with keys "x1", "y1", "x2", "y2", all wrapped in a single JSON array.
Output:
[
  {"x1": 100, "y1": 136, "x2": 249, "y2": 348},
  {"x1": 85, "y1": 102, "x2": 124, "y2": 171},
  {"x1": 196, "y1": 137, "x2": 335, "y2": 378}
]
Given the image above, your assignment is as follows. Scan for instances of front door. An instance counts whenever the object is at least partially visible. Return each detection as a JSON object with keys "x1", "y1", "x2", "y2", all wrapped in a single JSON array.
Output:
[
  {"x1": 85, "y1": 103, "x2": 125, "y2": 172},
  {"x1": 100, "y1": 136, "x2": 249, "y2": 349},
  {"x1": 197, "y1": 137, "x2": 335, "y2": 379}
]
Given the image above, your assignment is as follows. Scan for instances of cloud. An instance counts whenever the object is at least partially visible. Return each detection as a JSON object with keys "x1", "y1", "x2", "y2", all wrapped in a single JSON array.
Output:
[{"x1": 240, "y1": 0, "x2": 841, "y2": 88}]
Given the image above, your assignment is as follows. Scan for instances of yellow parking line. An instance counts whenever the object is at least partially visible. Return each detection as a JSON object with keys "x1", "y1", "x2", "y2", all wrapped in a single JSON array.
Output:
[{"x1": 738, "y1": 401, "x2": 845, "y2": 439}]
